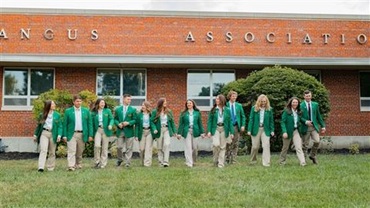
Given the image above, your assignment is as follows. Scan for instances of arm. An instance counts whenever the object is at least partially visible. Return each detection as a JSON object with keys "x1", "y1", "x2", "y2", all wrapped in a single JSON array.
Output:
[
  {"x1": 281, "y1": 110, "x2": 287, "y2": 134},
  {"x1": 240, "y1": 104, "x2": 246, "y2": 128},
  {"x1": 269, "y1": 108, "x2": 275, "y2": 134},
  {"x1": 177, "y1": 113, "x2": 184, "y2": 135},
  {"x1": 247, "y1": 107, "x2": 254, "y2": 133}
]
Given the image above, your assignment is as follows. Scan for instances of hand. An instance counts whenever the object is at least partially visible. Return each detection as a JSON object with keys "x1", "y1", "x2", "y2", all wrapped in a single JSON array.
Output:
[
  {"x1": 108, "y1": 125, "x2": 112, "y2": 130},
  {"x1": 282, "y1": 133, "x2": 288, "y2": 139},
  {"x1": 321, "y1": 128, "x2": 326, "y2": 134},
  {"x1": 200, "y1": 133, "x2": 205, "y2": 138},
  {"x1": 57, "y1": 136, "x2": 61, "y2": 143},
  {"x1": 230, "y1": 134, "x2": 234, "y2": 139},
  {"x1": 88, "y1": 137, "x2": 93, "y2": 142},
  {"x1": 271, "y1": 132, "x2": 275, "y2": 137},
  {"x1": 63, "y1": 137, "x2": 67, "y2": 143},
  {"x1": 240, "y1": 126, "x2": 245, "y2": 132},
  {"x1": 306, "y1": 120, "x2": 313, "y2": 127},
  {"x1": 118, "y1": 123, "x2": 123, "y2": 129},
  {"x1": 247, "y1": 131, "x2": 251, "y2": 136},
  {"x1": 134, "y1": 137, "x2": 138, "y2": 141},
  {"x1": 176, "y1": 135, "x2": 181, "y2": 140},
  {"x1": 154, "y1": 130, "x2": 158, "y2": 134},
  {"x1": 207, "y1": 132, "x2": 211, "y2": 137},
  {"x1": 122, "y1": 121, "x2": 129, "y2": 127}
]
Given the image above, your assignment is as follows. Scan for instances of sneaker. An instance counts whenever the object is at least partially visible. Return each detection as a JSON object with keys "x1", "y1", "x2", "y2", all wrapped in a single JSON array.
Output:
[
  {"x1": 68, "y1": 167, "x2": 75, "y2": 171},
  {"x1": 75, "y1": 164, "x2": 83, "y2": 169},
  {"x1": 116, "y1": 160, "x2": 122, "y2": 167},
  {"x1": 94, "y1": 163, "x2": 100, "y2": 169},
  {"x1": 38, "y1": 168, "x2": 44, "y2": 172},
  {"x1": 100, "y1": 166, "x2": 105, "y2": 169},
  {"x1": 125, "y1": 163, "x2": 130, "y2": 168},
  {"x1": 309, "y1": 156, "x2": 318, "y2": 164},
  {"x1": 163, "y1": 163, "x2": 169, "y2": 167}
]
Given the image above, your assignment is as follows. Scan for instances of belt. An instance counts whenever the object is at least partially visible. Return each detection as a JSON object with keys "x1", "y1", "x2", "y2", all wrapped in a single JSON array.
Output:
[
  {"x1": 161, "y1": 124, "x2": 168, "y2": 127},
  {"x1": 217, "y1": 123, "x2": 224, "y2": 126},
  {"x1": 98, "y1": 125, "x2": 103, "y2": 128},
  {"x1": 143, "y1": 127, "x2": 150, "y2": 130},
  {"x1": 43, "y1": 128, "x2": 51, "y2": 132},
  {"x1": 74, "y1": 130, "x2": 83, "y2": 133},
  {"x1": 294, "y1": 127, "x2": 298, "y2": 130},
  {"x1": 259, "y1": 124, "x2": 264, "y2": 127},
  {"x1": 189, "y1": 125, "x2": 193, "y2": 129}
]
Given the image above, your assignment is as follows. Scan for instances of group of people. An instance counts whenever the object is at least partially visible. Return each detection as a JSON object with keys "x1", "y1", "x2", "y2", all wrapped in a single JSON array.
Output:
[{"x1": 33, "y1": 90, "x2": 325, "y2": 172}]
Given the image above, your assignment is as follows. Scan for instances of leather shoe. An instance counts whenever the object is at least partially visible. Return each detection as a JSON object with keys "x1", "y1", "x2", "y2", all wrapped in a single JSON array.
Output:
[
  {"x1": 116, "y1": 160, "x2": 122, "y2": 167},
  {"x1": 309, "y1": 156, "x2": 318, "y2": 164}
]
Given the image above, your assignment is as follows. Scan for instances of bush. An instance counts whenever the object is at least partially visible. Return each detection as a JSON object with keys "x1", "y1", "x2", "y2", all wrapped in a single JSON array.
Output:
[
  {"x1": 32, "y1": 89, "x2": 119, "y2": 157},
  {"x1": 222, "y1": 65, "x2": 330, "y2": 152},
  {"x1": 349, "y1": 143, "x2": 360, "y2": 155}
]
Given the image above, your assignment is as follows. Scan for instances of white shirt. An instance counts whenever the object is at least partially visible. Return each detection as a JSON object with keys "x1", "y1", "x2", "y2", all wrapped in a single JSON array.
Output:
[
  {"x1": 305, "y1": 101, "x2": 312, "y2": 120},
  {"x1": 98, "y1": 110, "x2": 103, "y2": 126},
  {"x1": 143, "y1": 113, "x2": 150, "y2": 128},
  {"x1": 259, "y1": 108, "x2": 265, "y2": 125},
  {"x1": 188, "y1": 110, "x2": 194, "y2": 126},
  {"x1": 292, "y1": 108, "x2": 298, "y2": 128},
  {"x1": 217, "y1": 107, "x2": 224, "y2": 124},
  {"x1": 74, "y1": 107, "x2": 83, "y2": 131},
  {"x1": 160, "y1": 113, "x2": 168, "y2": 126},
  {"x1": 43, "y1": 112, "x2": 53, "y2": 130},
  {"x1": 123, "y1": 105, "x2": 128, "y2": 119}
]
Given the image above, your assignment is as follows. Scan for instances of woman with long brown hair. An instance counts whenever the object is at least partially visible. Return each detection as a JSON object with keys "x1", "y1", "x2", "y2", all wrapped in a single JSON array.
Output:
[
  {"x1": 33, "y1": 100, "x2": 63, "y2": 172},
  {"x1": 150, "y1": 98, "x2": 177, "y2": 167},
  {"x1": 207, "y1": 94, "x2": 234, "y2": 168},
  {"x1": 135, "y1": 101, "x2": 154, "y2": 167}
]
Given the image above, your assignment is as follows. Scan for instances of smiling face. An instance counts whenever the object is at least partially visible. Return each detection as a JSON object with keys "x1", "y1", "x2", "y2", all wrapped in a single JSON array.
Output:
[
  {"x1": 304, "y1": 92, "x2": 312, "y2": 102},
  {"x1": 186, "y1": 100, "x2": 194, "y2": 110},
  {"x1": 50, "y1": 101, "x2": 56, "y2": 110},
  {"x1": 99, "y1": 100, "x2": 106, "y2": 109},
  {"x1": 73, "y1": 98, "x2": 82, "y2": 108},
  {"x1": 291, "y1": 99, "x2": 299, "y2": 109}
]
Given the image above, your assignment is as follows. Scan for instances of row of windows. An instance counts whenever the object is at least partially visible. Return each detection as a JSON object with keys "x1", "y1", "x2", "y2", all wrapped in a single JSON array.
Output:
[{"x1": 2, "y1": 68, "x2": 370, "y2": 111}]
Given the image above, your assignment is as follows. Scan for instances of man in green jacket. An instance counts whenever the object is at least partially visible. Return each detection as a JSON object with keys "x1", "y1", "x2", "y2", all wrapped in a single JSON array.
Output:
[
  {"x1": 300, "y1": 90, "x2": 326, "y2": 164},
  {"x1": 226, "y1": 90, "x2": 246, "y2": 164},
  {"x1": 114, "y1": 94, "x2": 137, "y2": 167},
  {"x1": 63, "y1": 95, "x2": 93, "y2": 171}
]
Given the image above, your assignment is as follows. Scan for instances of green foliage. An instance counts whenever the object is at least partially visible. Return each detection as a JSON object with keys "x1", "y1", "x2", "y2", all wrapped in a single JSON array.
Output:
[
  {"x1": 78, "y1": 90, "x2": 98, "y2": 110},
  {"x1": 348, "y1": 143, "x2": 360, "y2": 155},
  {"x1": 56, "y1": 143, "x2": 67, "y2": 158},
  {"x1": 320, "y1": 136, "x2": 334, "y2": 154},
  {"x1": 222, "y1": 65, "x2": 331, "y2": 152}
]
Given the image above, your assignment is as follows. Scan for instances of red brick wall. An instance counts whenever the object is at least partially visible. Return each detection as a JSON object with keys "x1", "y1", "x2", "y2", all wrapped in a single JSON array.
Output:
[{"x1": 0, "y1": 14, "x2": 368, "y2": 57}]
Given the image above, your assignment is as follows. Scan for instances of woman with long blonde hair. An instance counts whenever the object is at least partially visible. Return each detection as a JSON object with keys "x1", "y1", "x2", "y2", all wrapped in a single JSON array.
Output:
[
  {"x1": 247, "y1": 94, "x2": 275, "y2": 167},
  {"x1": 135, "y1": 101, "x2": 154, "y2": 167}
]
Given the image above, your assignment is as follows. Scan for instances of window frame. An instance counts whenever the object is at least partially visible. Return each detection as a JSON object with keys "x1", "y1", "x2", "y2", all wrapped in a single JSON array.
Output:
[
  {"x1": 2, "y1": 67, "x2": 55, "y2": 111},
  {"x1": 359, "y1": 71, "x2": 370, "y2": 111},
  {"x1": 187, "y1": 69, "x2": 236, "y2": 111},
  {"x1": 96, "y1": 68, "x2": 147, "y2": 107}
]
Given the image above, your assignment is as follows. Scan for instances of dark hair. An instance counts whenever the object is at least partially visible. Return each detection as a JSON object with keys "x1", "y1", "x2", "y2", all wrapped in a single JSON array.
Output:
[
  {"x1": 92, "y1": 98, "x2": 107, "y2": 112},
  {"x1": 40, "y1": 100, "x2": 53, "y2": 124},
  {"x1": 123, "y1": 94, "x2": 132, "y2": 98},
  {"x1": 285, "y1": 97, "x2": 301, "y2": 114},
  {"x1": 181, "y1": 99, "x2": 200, "y2": 115},
  {"x1": 155, "y1": 98, "x2": 171, "y2": 120},
  {"x1": 73, "y1": 95, "x2": 82, "y2": 101},
  {"x1": 304, "y1": 90, "x2": 312, "y2": 95},
  {"x1": 211, "y1": 94, "x2": 226, "y2": 113}
]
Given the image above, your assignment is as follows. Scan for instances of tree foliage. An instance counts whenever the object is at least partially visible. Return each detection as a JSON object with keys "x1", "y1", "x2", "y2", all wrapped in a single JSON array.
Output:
[{"x1": 222, "y1": 65, "x2": 330, "y2": 152}]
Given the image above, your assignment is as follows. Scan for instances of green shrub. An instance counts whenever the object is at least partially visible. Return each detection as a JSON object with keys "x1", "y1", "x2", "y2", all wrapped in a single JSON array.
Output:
[
  {"x1": 222, "y1": 65, "x2": 330, "y2": 152},
  {"x1": 349, "y1": 143, "x2": 360, "y2": 155},
  {"x1": 320, "y1": 136, "x2": 334, "y2": 154}
]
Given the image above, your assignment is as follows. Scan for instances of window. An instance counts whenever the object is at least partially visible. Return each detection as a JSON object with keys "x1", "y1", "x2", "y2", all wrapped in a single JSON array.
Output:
[
  {"x1": 360, "y1": 72, "x2": 370, "y2": 111},
  {"x1": 187, "y1": 70, "x2": 235, "y2": 108},
  {"x1": 97, "y1": 68, "x2": 146, "y2": 106},
  {"x1": 304, "y1": 70, "x2": 321, "y2": 82},
  {"x1": 2, "y1": 68, "x2": 54, "y2": 110}
]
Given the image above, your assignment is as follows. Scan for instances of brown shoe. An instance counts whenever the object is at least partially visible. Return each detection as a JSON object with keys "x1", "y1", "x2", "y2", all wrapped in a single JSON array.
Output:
[{"x1": 309, "y1": 156, "x2": 318, "y2": 164}]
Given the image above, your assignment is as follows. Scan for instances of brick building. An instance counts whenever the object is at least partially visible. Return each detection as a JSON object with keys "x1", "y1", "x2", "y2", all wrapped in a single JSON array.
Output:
[{"x1": 0, "y1": 8, "x2": 369, "y2": 152}]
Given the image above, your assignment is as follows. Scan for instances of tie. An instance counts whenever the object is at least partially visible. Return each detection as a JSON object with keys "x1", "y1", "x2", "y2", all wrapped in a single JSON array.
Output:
[
  {"x1": 308, "y1": 102, "x2": 312, "y2": 121},
  {"x1": 231, "y1": 104, "x2": 236, "y2": 125}
]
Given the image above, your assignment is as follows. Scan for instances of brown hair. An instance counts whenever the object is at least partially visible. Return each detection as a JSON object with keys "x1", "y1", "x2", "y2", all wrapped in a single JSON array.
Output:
[
  {"x1": 211, "y1": 94, "x2": 226, "y2": 113},
  {"x1": 40, "y1": 100, "x2": 53, "y2": 124}
]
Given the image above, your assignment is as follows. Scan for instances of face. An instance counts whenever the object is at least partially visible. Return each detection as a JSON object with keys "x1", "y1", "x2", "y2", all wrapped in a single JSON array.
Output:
[
  {"x1": 123, "y1": 96, "x2": 132, "y2": 105},
  {"x1": 291, "y1": 99, "x2": 299, "y2": 109},
  {"x1": 215, "y1": 96, "x2": 220, "y2": 106},
  {"x1": 73, "y1": 99, "x2": 82, "y2": 108},
  {"x1": 230, "y1": 94, "x2": 237, "y2": 102},
  {"x1": 260, "y1": 98, "x2": 267, "y2": 107},
  {"x1": 304, "y1": 93, "x2": 312, "y2": 102},
  {"x1": 186, "y1": 100, "x2": 194, "y2": 110},
  {"x1": 141, "y1": 102, "x2": 147, "y2": 111},
  {"x1": 99, "y1": 100, "x2": 105, "y2": 109},
  {"x1": 163, "y1": 100, "x2": 167, "y2": 108},
  {"x1": 50, "y1": 101, "x2": 56, "y2": 110}
]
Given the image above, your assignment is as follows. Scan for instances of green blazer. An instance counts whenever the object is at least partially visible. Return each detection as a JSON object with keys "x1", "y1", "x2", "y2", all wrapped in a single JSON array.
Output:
[
  {"x1": 150, "y1": 109, "x2": 177, "y2": 139},
  {"x1": 91, "y1": 108, "x2": 114, "y2": 137},
  {"x1": 114, "y1": 105, "x2": 137, "y2": 138},
  {"x1": 34, "y1": 111, "x2": 63, "y2": 144},
  {"x1": 63, "y1": 107, "x2": 93, "y2": 142},
  {"x1": 177, "y1": 110, "x2": 205, "y2": 138},
  {"x1": 247, "y1": 106, "x2": 275, "y2": 137},
  {"x1": 135, "y1": 111, "x2": 153, "y2": 140},
  {"x1": 207, "y1": 107, "x2": 234, "y2": 138},
  {"x1": 281, "y1": 109, "x2": 303, "y2": 139},
  {"x1": 300, "y1": 101, "x2": 325, "y2": 134},
  {"x1": 226, "y1": 101, "x2": 246, "y2": 131}
]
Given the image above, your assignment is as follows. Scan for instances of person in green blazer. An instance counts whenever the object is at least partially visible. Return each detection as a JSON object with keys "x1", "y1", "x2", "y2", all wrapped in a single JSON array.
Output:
[
  {"x1": 279, "y1": 97, "x2": 306, "y2": 166},
  {"x1": 135, "y1": 101, "x2": 154, "y2": 167},
  {"x1": 177, "y1": 99, "x2": 205, "y2": 167},
  {"x1": 300, "y1": 90, "x2": 326, "y2": 164},
  {"x1": 114, "y1": 94, "x2": 137, "y2": 167},
  {"x1": 150, "y1": 98, "x2": 177, "y2": 167},
  {"x1": 33, "y1": 100, "x2": 63, "y2": 172},
  {"x1": 247, "y1": 94, "x2": 275, "y2": 167},
  {"x1": 207, "y1": 94, "x2": 234, "y2": 168},
  {"x1": 225, "y1": 90, "x2": 246, "y2": 164},
  {"x1": 63, "y1": 95, "x2": 93, "y2": 171},
  {"x1": 91, "y1": 98, "x2": 114, "y2": 169}
]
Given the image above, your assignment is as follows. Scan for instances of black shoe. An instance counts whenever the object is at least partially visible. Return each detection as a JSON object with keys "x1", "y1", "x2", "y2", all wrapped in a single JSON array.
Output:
[
  {"x1": 116, "y1": 161, "x2": 122, "y2": 167},
  {"x1": 94, "y1": 163, "x2": 100, "y2": 169},
  {"x1": 38, "y1": 168, "x2": 44, "y2": 172},
  {"x1": 309, "y1": 156, "x2": 318, "y2": 164}
]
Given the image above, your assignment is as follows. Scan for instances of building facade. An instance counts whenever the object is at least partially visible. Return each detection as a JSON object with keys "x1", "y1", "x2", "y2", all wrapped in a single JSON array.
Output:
[{"x1": 0, "y1": 8, "x2": 369, "y2": 152}]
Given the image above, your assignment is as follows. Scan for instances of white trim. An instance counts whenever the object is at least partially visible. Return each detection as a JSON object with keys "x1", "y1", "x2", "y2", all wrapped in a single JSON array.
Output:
[
  {"x1": 1, "y1": 54, "x2": 369, "y2": 66},
  {"x1": 0, "y1": 8, "x2": 369, "y2": 20},
  {"x1": 1, "y1": 106, "x2": 33, "y2": 111}
]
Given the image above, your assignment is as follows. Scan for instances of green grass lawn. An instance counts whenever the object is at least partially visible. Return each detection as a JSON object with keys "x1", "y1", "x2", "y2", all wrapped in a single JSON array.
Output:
[{"x1": 0, "y1": 153, "x2": 369, "y2": 207}]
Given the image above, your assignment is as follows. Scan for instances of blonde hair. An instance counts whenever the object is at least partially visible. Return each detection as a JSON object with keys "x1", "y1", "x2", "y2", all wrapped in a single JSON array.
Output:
[
  {"x1": 254, "y1": 94, "x2": 271, "y2": 111},
  {"x1": 227, "y1": 90, "x2": 238, "y2": 100}
]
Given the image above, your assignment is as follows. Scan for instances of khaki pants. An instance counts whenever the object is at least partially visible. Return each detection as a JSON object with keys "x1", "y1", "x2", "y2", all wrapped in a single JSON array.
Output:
[
  {"x1": 184, "y1": 128, "x2": 198, "y2": 167},
  {"x1": 94, "y1": 127, "x2": 109, "y2": 168},
  {"x1": 212, "y1": 126, "x2": 227, "y2": 168},
  {"x1": 157, "y1": 127, "x2": 171, "y2": 166},
  {"x1": 226, "y1": 125, "x2": 240, "y2": 163},
  {"x1": 67, "y1": 132, "x2": 84, "y2": 169},
  {"x1": 250, "y1": 127, "x2": 270, "y2": 166},
  {"x1": 279, "y1": 130, "x2": 306, "y2": 166},
  {"x1": 302, "y1": 126, "x2": 320, "y2": 158},
  {"x1": 139, "y1": 129, "x2": 153, "y2": 167},
  {"x1": 117, "y1": 132, "x2": 134, "y2": 166},
  {"x1": 38, "y1": 130, "x2": 56, "y2": 171}
]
